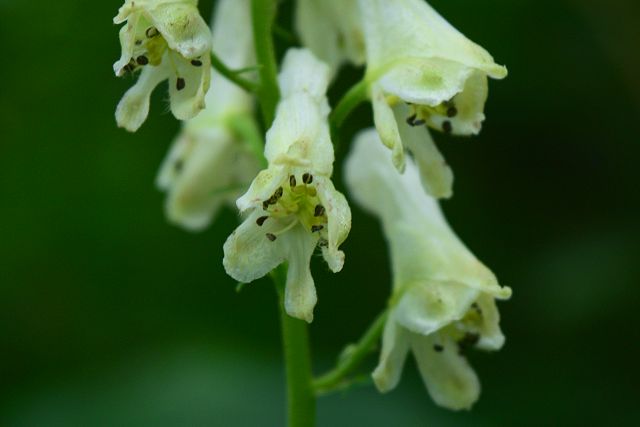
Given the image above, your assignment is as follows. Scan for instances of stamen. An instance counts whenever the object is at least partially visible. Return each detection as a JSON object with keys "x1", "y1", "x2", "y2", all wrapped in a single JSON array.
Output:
[
  {"x1": 266, "y1": 233, "x2": 277, "y2": 242},
  {"x1": 176, "y1": 78, "x2": 186, "y2": 91},
  {"x1": 433, "y1": 344, "x2": 444, "y2": 352},
  {"x1": 406, "y1": 114, "x2": 417, "y2": 126},
  {"x1": 273, "y1": 187, "x2": 283, "y2": 199},
  {"x1": 413, "y1": 119, "x2": 425, "y2": 126},
  {"x1": 314, "y1": 205, "x2": 325, "y2": 217},
  {"x1": 262, "y1": 201, "x2": 270, "y2": 210},
  {"x1": 190, "y1": 59, "x2": 203, "y2": 67},
  {"x1": 311, "y1": 225, "x2": 324, "y2": 233},
  {"x1": 136, "y1": 55, "x2": 149, "y2": 65},
  {"x1": 442, "y1": 120, "x2": 453, "y2": 134},
  {"x1": 135, "y1": 40, "x2": 142, "y2": 46},
  {"x1": 256, "y1": 216, "x2": 269, "y2": 226},
  {"x1": 146, "y1": 27, "x2": 159, "y2": 38},
  {"x1": 447, "y1": 106, "x2": 458, "y2": 118},
  {"x1": 289, "y1": 175, "x2": 297, "y2": 188},
  {"x1": 302, "y1": 173, "x2": 313, "y2": 184}
]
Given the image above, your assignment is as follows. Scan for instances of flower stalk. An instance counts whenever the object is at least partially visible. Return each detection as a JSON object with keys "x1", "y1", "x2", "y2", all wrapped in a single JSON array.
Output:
[
  {"x1": 273, "y1": 265, "x2": 316, "y2": 427},
  {"x1": 210, "y1": 52, "x2": 259, "y2": 93},
  {"x1": 313, "y1": 310, "x2": 388, "y2": 395},
  {"x1": 251, "y1": 0, "x2": 280, "y2": 126}
]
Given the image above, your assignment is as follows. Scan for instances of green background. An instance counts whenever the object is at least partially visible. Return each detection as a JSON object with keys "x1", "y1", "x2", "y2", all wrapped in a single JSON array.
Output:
[{"x1": 1, "y1": 0, "x2": 639, "y2": 425}]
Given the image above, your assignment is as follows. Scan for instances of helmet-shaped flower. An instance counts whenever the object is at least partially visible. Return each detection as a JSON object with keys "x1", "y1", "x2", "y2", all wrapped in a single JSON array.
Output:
[
  {"x1": 113, "y1": 0, "x2": 212, "y2": 131},
  {"x1": 345, "y1": 129, "x2": 511, "y2": 410},
  {"x1": 359, "y1": 0, "x2": 507, "y2": 198},
  {"x1": 223, "y1": 49, "x2": 351, "y2": 322}
]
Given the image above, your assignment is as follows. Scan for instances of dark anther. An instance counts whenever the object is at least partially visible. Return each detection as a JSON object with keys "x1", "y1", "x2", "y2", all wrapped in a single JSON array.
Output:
[
  {"x1": 471, "y1": 302, "x2": 482, "y2": 314},
  {"x1": 314, "y1": 204, "x2": 325, "y2": 217},
  {"x1": 311, "y1": 225, "x2": 324, "y2": 233},
  {"x1": 447, "y1": 106, "x2": 458, "y2": 118},
  {"x1": 266, "y1": 233, "x2": 277, "y2": 242},
  {"x1": 289, "y1": 175, "x2": 297, "y2": 188},
  {"x1": 123, "y1": 63, "x2": 135, "y2": 73},
  {"x1": 433, "y1": 344, "x2": 444, "y2": 353},
  {"x1": 174, "y1": 159, "x2": 184, "y2": 173},
  {"x1": 256, "y1": 216, "x2": 268, "y2": 226},
  {"x1": 413, "y1": 119, "x2": 426, "y2": 126},
  {"x1": 176, "y1": 78, "x2": 186, "y2": 91},
  {"x1": 442, "y1": 120, "x2": 453, "y2": 134},
  {"x1": 302, "y1": 173, "x2": 313, "y2": 184},
  {"x1": 190, "y1": 59, "x2": 203, "y2": 67},
  {"x1": 406, "y1": 114, "x2": 417, "y2": 126},
  {"x1": 318, "y1": 239, "x2": 328, "y2": 248},
  {"x1": 135, "y1": 39, "x2": 142, "y2": 46},
  {"x1": 267, "y1": 195, "x2": 278, "y2": 205},
  {"x1": 458, "y1": 332, "x2": 480, "y2": 349},
  {"x1": 274, "y1": 187, "x2": 283, "y2": 199},
  {"x1": 146, "y1": 27, "x2": 159, "y2": 38},
  {"x1": 136, "y1": 55, "x2": 149, "y2": 65},
  {"x1": 262, "y1": 201, "x2": 270, "y2": 210}
]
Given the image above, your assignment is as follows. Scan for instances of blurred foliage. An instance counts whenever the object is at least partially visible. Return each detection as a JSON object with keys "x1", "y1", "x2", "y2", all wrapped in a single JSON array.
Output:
[{"x1": 1, "y1": 0, "x2": 639, "y2": 425}]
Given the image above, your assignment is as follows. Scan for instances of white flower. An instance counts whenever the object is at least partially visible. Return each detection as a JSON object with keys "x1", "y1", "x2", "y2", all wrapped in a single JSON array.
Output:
[
  {"x1": 113, "y1": 0, "x2": 212, "y2": 132},
  {"x1": 358, "y1": 0, "x2": 507, "y2": 198},
  {"x1": 345, "y1": 129, "x2": 512, "y2": 410},
  {"x1": 223, "y1": 49, "x2": 351, "y2": 322},
  {"x1": 295, "y1": 0, "x2": 364, "y2": 75},
  {"x1": 156, "y1": 0, "x2": 258, "y2": 231}
]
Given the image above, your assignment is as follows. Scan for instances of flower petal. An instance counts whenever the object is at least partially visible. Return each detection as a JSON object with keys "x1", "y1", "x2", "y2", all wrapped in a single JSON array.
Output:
[
  {"x1": 378, "y1": 58, "x2": 474, "y2": 107},
  {"x1": 394, "y1": 280, "x2": 479, "y2": 336},
  {"x1": 346, "y1": 131, "x2": 510, "y2": 299},
  {"x1": 146, "y1": 2, "x2": 212, "y2": 59},
  {"x1": 371, "y1": 85, "x2": 405, "y2": 172},
  {"x1": 315, "y1": 176, "x2": 351, "y2": 273},
  {"x1": 393, "y1": 105, "x2": 453, "y2": 199},
  {"x1": 223, "y1": 210, "x2": 286, "y2": 283},
  {"x1": 361, "y1": 0, "x2": 507, "y2": 81},
  {"x1": 264, "y1": 93, "x2": 334, "y2": 176},
  {"x1": 295, "y1": 0, "x2": 364, "y2": 76},
  {"x1": 411, "y1": 332, "x2": 481, "y2": 410},
  {"x1": 282, "y1": 225, "x2": 319, "y2": 322},
  {"x1": 475, "y1": 294, "x2": 506, "y2": 351},
  {"x1": 157, "y1": 128, "x2": 240, "y2": 231},
  {"x1": 425, "y1": 70, "x2": 489, "y2": 136},
  {"x1": 168, "y1": 52, "x2": 211, "y2": 121},
  {"x1": 372, "y1": 320, "x2": 410, "y2": 392},
  {"x1": 236, "y1": 167, "x2": 288, "y2": 212},
  {"x1": 278, "y1": 48, "x2": 331, "y2": 102},
  {"x1": 115, "y1": 61, "x2": 171, "y2": 132}
]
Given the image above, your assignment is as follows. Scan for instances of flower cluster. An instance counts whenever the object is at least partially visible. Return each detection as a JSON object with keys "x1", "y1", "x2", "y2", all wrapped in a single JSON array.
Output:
[{"x1": 111, "y1": 0, "x2": 511, "y2": 411}]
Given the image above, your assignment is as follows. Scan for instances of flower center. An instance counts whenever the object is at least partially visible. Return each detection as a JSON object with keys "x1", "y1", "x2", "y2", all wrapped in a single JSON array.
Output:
[
  {"x1": 405, "y1": 101, "x2": 458, "y2": 134},
  {"x1": 255, "y1": 172, "x2": 328, "y2": 242},
  {"x1": 432, "y1": 302, "x2": 483, "y2": 354},
  {"x1": 121, "y1": 18, "x2": 203, "y2": 91}
]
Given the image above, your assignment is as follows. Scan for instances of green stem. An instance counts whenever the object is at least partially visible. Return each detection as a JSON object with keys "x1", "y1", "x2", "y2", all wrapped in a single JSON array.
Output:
[
  {"x1": 210, "y1": 52, "x2": 258, "y2": 93},
  {"x1": 227, "y1": 114, "x2": 268, "y2": 168},
  {"x1": 272, "y1": 265, "x2": 317, "y2": 427},
  {"x1": 329, "y1": 78, "x2": 369, "y2": 133},
  {"x1": 251, "y1": 0, "x2": 280, "y2": 126},
  {"x1": 312, "y1": 310, "x2": 388, "y2": 394}
]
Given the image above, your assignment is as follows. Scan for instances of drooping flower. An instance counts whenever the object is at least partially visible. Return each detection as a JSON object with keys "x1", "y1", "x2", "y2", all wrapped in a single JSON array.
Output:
[
  {"x1": 223, "y1": 49, "x2": 351, "y2": 323},
  {"x1": 156, "y1": 0, "x2": 259, "y2": 231},
  {"x1": 345, "y1": 129, "x2": 511, "y2": 410},
  {"x1": 113, "y1": 0, "x2": 212, "y2": 132},
  {"x1": 295, "y1": 0, "x2": 364, "y2": 75},
  {"x1": 358, "y1": 0, "x2": 507, "y2": 198}
]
